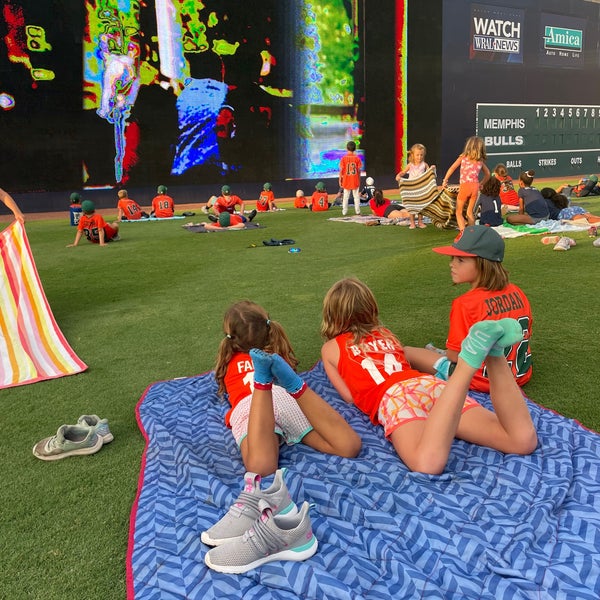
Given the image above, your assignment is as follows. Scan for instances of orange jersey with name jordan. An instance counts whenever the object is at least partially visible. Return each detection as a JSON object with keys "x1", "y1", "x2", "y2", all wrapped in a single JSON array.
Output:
[{"x1": 447, "y1": 283, "x2": 532, "y2": 392}]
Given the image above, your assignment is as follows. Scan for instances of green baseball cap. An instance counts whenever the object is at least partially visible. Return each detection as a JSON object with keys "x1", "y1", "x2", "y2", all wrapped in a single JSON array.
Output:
[
  {"x1": 81, "y1": 200, "x2": 95, "y2": 214},
  {"x1": 218, "y1": 212, "x2": 231, "y2": 227},
  {"x1": 70, "y1": 192, "x2": 81, "y2": 203},
  {"x1": 589, "y1": 175, "x2": 598, "y2": 184},
  {"x1": 315, "y1": 181, "x2": 325, "y2": 191},
  {"x1": 221, "y1": 185, "x2": 231, "y2": 195},
  {"x1": 432, "y1": 225, "x2": 504, "y2": 262},
  {"x1": 157, "y1": 185, "x2": 167, "y2": 194},
  {"x1": 263, "y1": 182, "x2": 271, "y2": 191}
]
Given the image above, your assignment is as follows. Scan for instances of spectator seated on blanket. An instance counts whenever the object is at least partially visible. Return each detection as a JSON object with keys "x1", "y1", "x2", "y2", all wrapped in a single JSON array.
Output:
[
  {"x1": 212, "y1": 300, "x2": 361, "y2": 476},
  {"x1": 294, "y1": 189, "x2": 309, "y2": 209},
  {"x1": 203, "y1": 211, "x2": 256, "y2": 231},
  {"x1": 209, "y1": 185, "x2": 246, "y2": 217},
  {"x1": 403, "y1": 225, "x2": 533, "y2": 394},
  {"x1": 310, "y1": 182, "x2": 331, "y2": 212},
  {"x1": 369, "y1": 189, "x2": 411, "y2": 221},
  {"x1": 67, "y1": 200, "x2": 120, "y2": 247},
  {"x1": 556, "y1": 175, "x2": 600, "y2": 198},
  {"x1": 505, "y1": 170, "x2": 549, "y2": 225},
  {"x1": 117, "y1": 189, "x2": 149, "y2": 221},
  {"x1": 360, "y1": 177, "x2": 376, "y2": 202},
  {"x1": 546, "y1": 192, "x2": 600, "y2": 224},
  {"x1": 492, "y1": 163, "x2": 519, "y2": 209},
  {"x1": 320, "y1": 277, "x2": 537, "y2": 475},
  {"x1": 0, "y1": 186, "x2": 25, "y2": 224},
  {"x1": 256, "y1": 182, "x2": 278, "y2": 212},
  {"x1": 150, "y1": 185, "x2": 175, "y2": 218},
  {"x1": 474, "y1": 174, "x2": 503, "y2": 227}
]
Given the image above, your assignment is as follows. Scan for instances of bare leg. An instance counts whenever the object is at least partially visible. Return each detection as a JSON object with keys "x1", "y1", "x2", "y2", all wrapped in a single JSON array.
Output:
[
  {"x1": 295, "y1": 387, "x2": 361, "y2": 458},
  {"x1": 239, "y1": 388, "x2": 280, "y2": 476},
  {"x1": 455, "y1": 198, "x2": 466, "y2": 230}
]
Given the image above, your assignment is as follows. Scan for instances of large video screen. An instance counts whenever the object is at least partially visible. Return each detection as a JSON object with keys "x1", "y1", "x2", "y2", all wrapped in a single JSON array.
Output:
[{"x1": 0, "y1": 0, "x2": 368, "y2": 193}]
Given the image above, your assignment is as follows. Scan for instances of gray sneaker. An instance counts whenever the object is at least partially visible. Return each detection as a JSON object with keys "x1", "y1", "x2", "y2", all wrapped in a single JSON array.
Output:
[
  {"x1": 204, "y1": 499, "x2": 318, "y2": 574},
  {"x1": 201, "y1": 469, "x2": 298, "y2": 547},
  {"x1": 77, "y1": 415, "x2": 113, "y2": 444},
  {"x1": 32, "y1": 424, "x2": 103, "y2": 461}
]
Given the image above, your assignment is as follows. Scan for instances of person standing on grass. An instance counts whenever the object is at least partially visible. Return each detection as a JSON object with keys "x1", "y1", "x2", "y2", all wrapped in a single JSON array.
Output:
[
  {"x1": 320, "y1": 277, "x2": 537, "y2": 475},
  {"x1": 213, "y1": 300, "x2": 361, "y2": 477},
  {"x1": 403, "y1": 225, "x2": 532, "y2": 393},
  {"x1": 339, "y1": 140, "x2": 362, "y2": 216},
  {"x1": 443, "y1": 136, "x2": 490, "y2": 231},
  {"x1": 0, "y1": 187, "x2": 25, "y2": 224},
  {"x1": 67, "y1": 200, "x2": 120, "y2": 247}
]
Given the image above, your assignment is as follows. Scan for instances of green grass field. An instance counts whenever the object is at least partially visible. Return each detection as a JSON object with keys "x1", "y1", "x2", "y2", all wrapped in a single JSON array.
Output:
[{"x1": 1, "y1": 193, "x2": 599, "y2": 599}]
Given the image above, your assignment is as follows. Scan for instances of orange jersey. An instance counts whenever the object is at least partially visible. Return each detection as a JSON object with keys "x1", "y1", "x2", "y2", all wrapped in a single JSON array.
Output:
[
  {"x1": 339, "y1": 153, "x2": 362, "y2": 190},
  {"x1": 496, "y1": 175, "x2": 519, "y2": 206},
  {"x1": 223, "y1": 352, "x2": 255, "y2": 426},
  {"x1": 334, "y1": 329, "x2": 422, "y2": 424},
  {"x1": 294, "y1": 195, "x2": 308, "y2": 208},
  {"x1": 118, "y1": 198, "x2": 143, "y2": 220},
  {"x1": 77, "y1": 213, "x2": 117, "y2": 243},
  {"x1": 215, "y1": 214, "x2": 243, "y2": 228},
  {"x1": 215, "y1": 195, "x2": 242, "y2": 214},
  {"x1": 310, "y1": 191, "x2": 329, "y2": 211},
  {"x1": 151, "y1": 194, "x2": 175, "y2": 218},
  {"x1": 257, "y1": 190, "x2": 274, "y2": 211},
  {"x1": 446, "y1": 284, "x2": 532, "y2": 392}
]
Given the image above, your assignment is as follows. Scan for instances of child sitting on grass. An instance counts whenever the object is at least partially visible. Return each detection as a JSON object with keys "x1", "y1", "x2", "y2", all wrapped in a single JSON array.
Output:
[{"x1": 67, "y1": 200, "x2": 120, "y2": 247}]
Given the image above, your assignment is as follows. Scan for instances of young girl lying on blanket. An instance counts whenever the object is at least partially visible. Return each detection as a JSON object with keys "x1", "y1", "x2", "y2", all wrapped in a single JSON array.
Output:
[
  {"x1": 214, "y1": 301, "x2": 361, "y2": 476},
  {"x1": 403, "y1": 225, "x2": 533, "y2": 393},
  {"x1": 320, "y1": 278, "x2": 537, "y2": 475}
]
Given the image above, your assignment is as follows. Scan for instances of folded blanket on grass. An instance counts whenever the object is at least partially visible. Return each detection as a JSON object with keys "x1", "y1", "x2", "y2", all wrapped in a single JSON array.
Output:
[
  {"x1": 128, "y1": 361, "x2": 600, "y2": 600},
  {"x1": 182, "y1": 223, "x2": 265, "y2": 233},
  {"x1": 494, "y1": 220, "x2": 590, "y2": 238},
  {"x1": 121, "y1": 216, "x2": 185, "y2": 222}
]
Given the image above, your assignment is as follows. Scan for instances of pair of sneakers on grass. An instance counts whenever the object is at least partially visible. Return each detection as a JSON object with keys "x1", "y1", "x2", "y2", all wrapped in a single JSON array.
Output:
[
  {"x1": 202, "y1": 318, "x2": 523, "y2": 574},
  {"x1": 32, "y1": 415, "x2": 113, "y2": 461}
]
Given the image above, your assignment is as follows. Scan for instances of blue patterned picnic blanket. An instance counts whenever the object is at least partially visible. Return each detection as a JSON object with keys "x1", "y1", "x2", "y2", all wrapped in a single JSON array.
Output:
[{"x1": 127, "y1": 362, "x2": 600, "y2": 600}]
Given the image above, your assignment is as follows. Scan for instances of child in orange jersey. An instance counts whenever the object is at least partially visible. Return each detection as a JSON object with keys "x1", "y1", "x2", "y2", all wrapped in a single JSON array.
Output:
[
  {"x1": 320, "y1": 277, "x2": 536, "y2": 474},
  {"x1": 67, "y1": 200, "x2": 120, "y2": 247},
  {"x1": 294, "y1": 189, "x2": 309, "y2": 209},
  {"x1": 492, "y1": 163, "x2": 519, "y2": 208},
  {"x1": 339, "y1": 140, "x2": 363, "y2": 216},
  {"x1": 117, "y1": 189, "x2": 147, "y2": 221},
  {"x1": 310, "y1": 182, "x2": 330, "y2": 211},
  {"x1": 151, "y1": 185, "x2": 175, "y2": 218},
  {"x1": 256, "y1": 182, "x2": 278, "y2": 212},
  {"x1": 443, "y1": 136, "x2": 490, "y2": 231},
  {"x1": 213, "y1": 300, "x2": 360, "y2": 476}
]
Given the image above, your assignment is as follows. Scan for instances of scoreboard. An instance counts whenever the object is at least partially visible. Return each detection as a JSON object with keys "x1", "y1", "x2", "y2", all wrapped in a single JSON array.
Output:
[{"x1": 476, "y1": 103, "x2": 600, "y2": 178}]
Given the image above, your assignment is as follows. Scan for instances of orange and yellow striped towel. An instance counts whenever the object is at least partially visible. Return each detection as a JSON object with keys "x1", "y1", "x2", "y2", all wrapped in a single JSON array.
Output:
[{"x1": 0, "y1": 221, "x2": 87, "y2": 389}]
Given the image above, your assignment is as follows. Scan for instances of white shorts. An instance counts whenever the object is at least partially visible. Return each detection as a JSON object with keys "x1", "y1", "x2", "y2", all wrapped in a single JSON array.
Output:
[{"x1": 229, "y1": 385, "x2": 313, "y2": 447}]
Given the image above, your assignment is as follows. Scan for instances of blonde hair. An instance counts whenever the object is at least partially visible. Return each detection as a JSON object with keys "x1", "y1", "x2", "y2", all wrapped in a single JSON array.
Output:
[
  {"x1": 408, "y1": 143, "x2": 426, "y2": 164},
  {"x1": 473, "y1": 257, "x2": 510, "y2": 291},
  {"x1": 214, "y1": 301, "x2": 298, "y2": 397},
  {"x1": 463, "y1": 136, "x2": 487, "y2": 161},
  {"x1": 118, "y1": 189, "x2": 128, "y2": 198},
  {"x1": 321, "y1": 277, "x2": 399, "y2": 345}
]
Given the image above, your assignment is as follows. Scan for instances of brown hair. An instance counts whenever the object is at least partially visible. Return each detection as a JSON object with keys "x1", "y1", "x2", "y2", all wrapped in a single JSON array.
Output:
[
  {"x1": 373, "y1": 189, "x2": 386, "y2": 207},
  {"x1": 482, "y1": 175, "x2": 501, "y2": 197},
  {"x1": 473, "y1": 257, "x2": 510, "y2": 291},
  {"x1": 493, "y1": 163, "x2": 508, "y2": 177},
  {"x1": 214, "y1": 301, "x2": 298, "y2": 397}
]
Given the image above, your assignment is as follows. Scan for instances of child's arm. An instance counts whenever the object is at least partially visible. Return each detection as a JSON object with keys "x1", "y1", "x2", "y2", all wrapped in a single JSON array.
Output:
[
  {"x1": 98, "y1": 227, "x2": 107, "y2": 246},
  {"x1": 321, "y1": 340, "x2": 354, "y2": 404},
  {"x1": 480, "y1": 163, "x2": 491, "y2": 187},
  {"x1": 442, "y1": 155, "x2": 462, "y2": 187},
  {"x1": 395, "y1": 165, "x2": 408, "y2": 181},
  {"x1": 67, "y1": 231, "x2": 83, "y2": 247},
  {"x1": 0, "y1": 187, "x2": 25, "y2": 224}
]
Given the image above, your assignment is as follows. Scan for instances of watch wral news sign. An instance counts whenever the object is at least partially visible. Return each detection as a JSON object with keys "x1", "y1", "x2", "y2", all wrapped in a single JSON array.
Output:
[
  {"x1": 476, "y1": 104, "x2": 600, "y2": 177},
  {"x1": 470, "y1": 3, "x2": 524, "y2": 63}
]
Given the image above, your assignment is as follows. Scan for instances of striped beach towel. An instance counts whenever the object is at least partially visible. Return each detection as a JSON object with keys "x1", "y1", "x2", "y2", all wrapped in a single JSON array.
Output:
[
  {"x1": 397, "y1": 167, "x2": 441, "y2": 214},
  {"x1": 0, "y1": 221, "x2": 87, "y2": 389}
]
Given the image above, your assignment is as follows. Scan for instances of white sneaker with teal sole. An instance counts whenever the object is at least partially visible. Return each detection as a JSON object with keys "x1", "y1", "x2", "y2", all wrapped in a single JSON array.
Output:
[
  {"x1": 77, "y1": 415, "x2": 113, "y2": 444},
  {"x1": 204, "y1": 499, "x2": 318, "y2": 574},
  {"x1": 32, "y1": 424, "x2": 103, "y2": 461},
  {"x1": 201, "y1": 468, "x2": 298, "y2": 547}
]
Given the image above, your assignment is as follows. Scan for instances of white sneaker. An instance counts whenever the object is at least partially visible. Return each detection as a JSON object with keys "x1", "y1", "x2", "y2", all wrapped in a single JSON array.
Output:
[{"x1": 553, "y1": 237, "x2": 571, "y2": 251}]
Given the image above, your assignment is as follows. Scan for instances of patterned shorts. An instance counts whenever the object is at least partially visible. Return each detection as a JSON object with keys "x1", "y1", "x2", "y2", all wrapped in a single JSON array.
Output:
[
  {"x1": 377, "y1": 375, "x2": 480, "y2": 438},
  {"x1": 229, "y1": 385, "x2": 313, "y2": 447}
]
